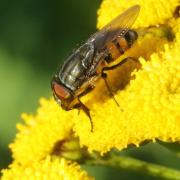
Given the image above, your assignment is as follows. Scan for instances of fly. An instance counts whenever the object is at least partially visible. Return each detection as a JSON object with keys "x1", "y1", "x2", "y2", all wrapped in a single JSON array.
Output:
[{"x1": 51, "y1": 5, "x2": 140, "y2": 132}]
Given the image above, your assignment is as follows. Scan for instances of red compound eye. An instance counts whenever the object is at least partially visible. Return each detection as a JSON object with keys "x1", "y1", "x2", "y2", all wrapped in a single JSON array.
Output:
[{"x1": 53, "y1": 82, "x2": 71, "y2": 99}]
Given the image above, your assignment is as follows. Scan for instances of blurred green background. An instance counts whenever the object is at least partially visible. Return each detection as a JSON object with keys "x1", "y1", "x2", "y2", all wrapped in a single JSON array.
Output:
[
  {"x1": 0, "y1": 0, "x2": 100, "y2": 168},
  {"x1": 0, "y1": 0, "x2": 180, "y2": 179}
]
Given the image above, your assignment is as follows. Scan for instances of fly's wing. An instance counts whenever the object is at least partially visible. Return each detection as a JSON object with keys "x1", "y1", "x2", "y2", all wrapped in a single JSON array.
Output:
[
  {"x1": 101, "y1": 5, "x2": 140, "y2": 33},
  {"x1": 90, "y1": 5, "x2": 140, "y2": 49}
]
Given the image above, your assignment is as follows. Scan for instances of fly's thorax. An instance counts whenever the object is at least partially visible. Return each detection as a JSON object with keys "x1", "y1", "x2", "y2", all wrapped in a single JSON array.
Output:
[{"x1": 59, "y1": 42, "x2": 95, "y2": 91}]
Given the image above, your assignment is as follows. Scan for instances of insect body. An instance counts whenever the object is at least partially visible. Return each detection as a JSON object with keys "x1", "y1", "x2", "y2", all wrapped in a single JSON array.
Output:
[{"x1": 51, "y1": 5, "x2": 140, "y2": 131}]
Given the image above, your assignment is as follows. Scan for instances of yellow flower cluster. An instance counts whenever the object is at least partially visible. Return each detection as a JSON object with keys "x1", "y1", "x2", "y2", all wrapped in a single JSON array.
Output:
[
  {"x1": 1, "y1": 156, "x2": 93, "y2": 180},
  {"x1": 2, "y1": 99, "x2": 92, "y2": 179},
  {"x1": 97, "y1": 0, "x2": 179, "y2": 29},
  {"x1": 1, "y1": 0, "x2": 180, "y2": 178},
  {"x1": 75, "y1": 0, "x2": 180, "y2": 153},
  {"x1": 10, "y1": 98, "x2": 75, "y2": 165}
]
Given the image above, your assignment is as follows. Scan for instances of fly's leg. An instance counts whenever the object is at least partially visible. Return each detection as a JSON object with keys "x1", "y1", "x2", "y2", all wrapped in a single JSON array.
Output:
[
  {"x1": 77, "y1": 84, "x2": 94, "y2": 114},
  {"x1": 101, "y1": 72, "x2": 119, "y2": 106},
  {"x1": 102, "y1": 57, "x2": 139, "y2": 106},
  {"x1": 103, "y1": 57, "x2": 139, "y2": 71},
  {"x1": 75, "y1": 84, "x2": 96, "y2": 132},
  {"x1": 76, "y1": 97, "x2": 94, "y2": 132},
  {"x1": 78, "y1": 85, "x2": 95, "y2": 98}
]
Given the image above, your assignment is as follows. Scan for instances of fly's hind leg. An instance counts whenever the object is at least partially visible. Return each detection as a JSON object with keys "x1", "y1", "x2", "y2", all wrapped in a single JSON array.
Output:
[
  {"x1": 102, "y1": 57, "x2": 139, "y2": 106},
  {"x1": 101, "y1": 72, "x2": 119, "y2": 106}
]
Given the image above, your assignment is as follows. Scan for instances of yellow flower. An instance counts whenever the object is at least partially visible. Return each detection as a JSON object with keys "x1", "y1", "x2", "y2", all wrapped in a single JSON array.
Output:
[
  {"x1": 9, "y1": 0, "x2": 180, "y2": 162},
  {"x1": 10, "y1": 98, "x2": 76, "y2": 165},
  {"x1": 97, "y1": 0, "x2": 179, "y2": 29},
  {"x1": 74, "y1": 0, "x2": 180, "y2": 153},
  {"x1": 77, "y1": 41, "x2": 180, "y2": 153},
  {"x1": 1, "y1": 156, "x2": 93, "y2": 180}
]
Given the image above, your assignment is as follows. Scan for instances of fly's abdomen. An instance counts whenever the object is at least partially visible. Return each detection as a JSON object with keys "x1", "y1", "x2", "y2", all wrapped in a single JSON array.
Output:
[{"x1": 104, "y1": 30, "x2": 138, "y2": 63}]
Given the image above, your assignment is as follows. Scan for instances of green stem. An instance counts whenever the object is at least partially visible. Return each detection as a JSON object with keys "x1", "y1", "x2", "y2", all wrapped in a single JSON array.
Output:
[{"x1": 87, "y1": 154, "x2": 180, "y2": 180}]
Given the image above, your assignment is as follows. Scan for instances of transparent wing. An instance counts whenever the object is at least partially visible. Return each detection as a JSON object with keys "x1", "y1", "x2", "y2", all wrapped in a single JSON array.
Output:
[
  {"x1": 101, "y1": 5, "x2": 140, "y2": 33},
  {"x1": 90, "y1": 5, "x2": 140, "y2": 49}
]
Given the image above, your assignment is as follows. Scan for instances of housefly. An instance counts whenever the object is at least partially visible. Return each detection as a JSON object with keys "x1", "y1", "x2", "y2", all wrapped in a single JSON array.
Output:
[{"x1": 51, "y1": 5, "x2": 140, "y2": 131}]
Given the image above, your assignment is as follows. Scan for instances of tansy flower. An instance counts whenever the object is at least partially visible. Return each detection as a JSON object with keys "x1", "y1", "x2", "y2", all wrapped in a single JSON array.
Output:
[
  {"x1": 1, "y1": 156, "x2": 93, "y2": 180},
  {"x1": 97, "y1": 0, "x2": 180, "y2": 29},
  {"x1": 7, "y1": 0, "x2": 180, "y2": 166},
  {"x1": 9, "y1": 98, "x2": 76, "y2": 165},
  {"x1": 75, "y1": 0, "x2": 180, "y2": 153}
]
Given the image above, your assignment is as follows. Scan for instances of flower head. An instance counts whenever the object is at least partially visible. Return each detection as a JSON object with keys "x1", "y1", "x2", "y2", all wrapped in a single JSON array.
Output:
[
  {"x1": 10, "y1": 98, "x2": 76, "y2": 165},
  {"x1": 1, "y1": 156, "x2": 93, "y2": 180},
  {"x1": 75, "y1": 0, "x2": 180, "y2": 153},
  {"x1": 97, "y1": 0, "x2": 179, "y2": 29}
]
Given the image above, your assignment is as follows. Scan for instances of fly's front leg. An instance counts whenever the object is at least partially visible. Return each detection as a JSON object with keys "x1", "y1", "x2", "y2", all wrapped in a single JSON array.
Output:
[
  {"x1": 75, "y1": 97, "x2": 94, "y2": 132},
  {"x1": 77, "y1": 85, "x2": 94, "y2": 114},
  {"x1": 74, "y1": 81, "x2": 98, "y2": 132}
]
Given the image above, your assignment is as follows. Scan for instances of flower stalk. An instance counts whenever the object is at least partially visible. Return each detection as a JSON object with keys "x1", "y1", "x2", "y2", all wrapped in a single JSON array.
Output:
[{"x1": 87, "y1": 154, "x2": 180, "y2": 180}]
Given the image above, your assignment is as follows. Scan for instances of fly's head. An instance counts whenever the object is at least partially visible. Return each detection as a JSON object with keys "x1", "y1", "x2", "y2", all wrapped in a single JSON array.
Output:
[{"x1": 51, "y1": 75, "x2": 75, "y2": 111}]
